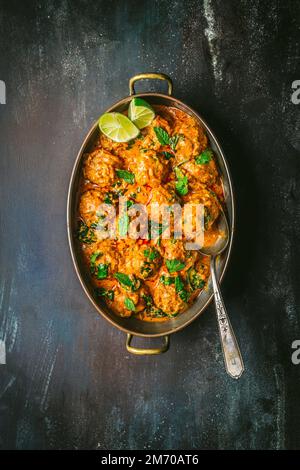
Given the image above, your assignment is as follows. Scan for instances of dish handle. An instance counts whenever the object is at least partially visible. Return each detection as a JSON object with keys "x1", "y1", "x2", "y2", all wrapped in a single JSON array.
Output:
[
  {"x1": 126, "y1": 334, "x2": 170, "y2": 355},
  {"x1": 129, "y1": 73, "x2": 173, "y2": 96}
]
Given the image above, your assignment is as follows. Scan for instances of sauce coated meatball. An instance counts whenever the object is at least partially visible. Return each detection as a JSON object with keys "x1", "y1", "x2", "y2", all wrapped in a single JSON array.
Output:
[
  {"x1": 79, "y1": 189, "x2": 103, "y2": 225},
  {"x1": 83, "y1": 148, "x2": 121, "y2": 187}
]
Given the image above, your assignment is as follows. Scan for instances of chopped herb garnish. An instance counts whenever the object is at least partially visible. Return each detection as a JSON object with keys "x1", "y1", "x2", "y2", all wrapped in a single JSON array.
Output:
[
  {"x1": 114, "y1": 272, "x2": 140, "y2": 291},
  {"x1": 188, "y1": 267, "x2": 205, "y2": 290},
  {"x1": 124, "y1": 297, "x2": 136, "y2": 311},
  {"x1": 154, "y1": 127, "x2": 170, "y2": 145},
  {"x1": 96, "y1": 263, "x2": 109, "y2": 280},
  {"x1": 77, "y1": 221, "x2": 96, "y2": 244},
  {"x1": 175, "y1": 276, "x2": 184, "y2": 293},
  {"x1": 90, "y1": 251, "x2": 102, "y2": 273},
  {"x1": 144, "y1": 248, "x2": 160, "y2": 261},
  {"x1": 160, "y1": 275, "x2": 175, "y2": 285},
  {"x1": 95, "y1": 287, "x2": 114, "y2": 301},
  {"x1": 195, "y1": 149, "x2": 213, "y2": 164},
  {"x1": 116, "y1": 169, "x2": 135, "y2": 184},
  {"x1": 165, "y1": 259, "x2": 186, "y2": 273},
  {"x1": 154, "y1": 127, "x2": 180, "y2": 152},
  {"x1": 142, "y1": 294, "x2": 153, "y2": 307},
  {"x1": 174, "y1": 167, "x2": 188, "y2": 196}
]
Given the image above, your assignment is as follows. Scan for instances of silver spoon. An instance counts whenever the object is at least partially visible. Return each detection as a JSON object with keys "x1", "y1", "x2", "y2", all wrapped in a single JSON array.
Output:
[{"x1": 200, "y1": 209, "x2": 244, "y2": 379}]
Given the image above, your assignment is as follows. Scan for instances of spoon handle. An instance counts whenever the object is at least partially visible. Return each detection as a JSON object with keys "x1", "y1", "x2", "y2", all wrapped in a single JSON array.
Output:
[{"x1": 210, "y1": 256, "x2": 244, "y2": 379}]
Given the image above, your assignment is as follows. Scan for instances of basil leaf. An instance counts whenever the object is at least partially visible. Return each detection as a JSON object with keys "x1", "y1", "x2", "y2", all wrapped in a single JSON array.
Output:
[
  {"x1": 114, "y1": 272, "x2": 133, "y2": 288},
  {"x1": 116, "y1": 169, "x2": 135, "y2": 184},
  {"x1": 195, "y1": 149, "x2": 213, "y2": 164},
  {"x1": 154, "y1": 127, "x2": 170, "y2": 145},
  {"x1": 124, "y1": 297, "x2": 136, "y2": 311},
  {"x1": 96, "y1": 263, "x2": 109, "y2": 279},
  {"x1": 165, "y1": 259, "x2": 186, "y2": 273},
  {"x1": 114, "y1": 272, "x2": 140, "y2": 291}
]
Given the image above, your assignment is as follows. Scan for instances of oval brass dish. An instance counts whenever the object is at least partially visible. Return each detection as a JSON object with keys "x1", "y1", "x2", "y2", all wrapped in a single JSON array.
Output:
[{"x1": 67, "y1": 73, "x2": 235, "y2": 354}]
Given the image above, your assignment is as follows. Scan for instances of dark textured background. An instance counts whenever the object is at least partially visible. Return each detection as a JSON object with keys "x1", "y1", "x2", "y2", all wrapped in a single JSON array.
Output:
[{"x1": 0, "y1": 0, "x2": 300, "y2": 450}]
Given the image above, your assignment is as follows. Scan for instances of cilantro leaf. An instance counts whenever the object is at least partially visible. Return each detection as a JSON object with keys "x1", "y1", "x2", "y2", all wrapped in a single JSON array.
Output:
[
  {"x1": 195, "y1": 149, "x2": 213, "y2": 164},
  {"x1": 96, "y1": 263, "x2": 109, "y2": 279},
  {"x1": 165, "y1": 259, "x2": 186, "y2": 273}
]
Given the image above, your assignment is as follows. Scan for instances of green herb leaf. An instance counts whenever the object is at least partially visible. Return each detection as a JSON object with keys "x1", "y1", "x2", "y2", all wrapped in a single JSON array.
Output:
[
  {"x1": 77, "y1": 221, "x2": 96, "y2": 244},
  {"x1": 160, "y1": 275, "x2": 175, "y2": 285},
  {"x1": 116, "y1": 169, "x2": 135, "y2": 184},
  {"x1": 124, "y1": 297, "x2": 136, "y2": 311},
  {"x1": 114, "y1": 272, "x2": 132, "y2": 288},
  {"x1": 90, "y1": 251, "x2": 102, "y2": 273},
  {"x1": 154, "y1": 127, "x2": 170, "y2": 146},
  {"x1": 174, "y1": 167, "x2": 188, "y2": 196},
  {"x1": 175, "y1": 276, "x2": 184, "y2": 293},
  {"x1": 188, "y1": 268, "x2": 205, "y2": 290},
  {"x1": 96, "y1": 287, "x2": 114, "y2": 301},
  {"x1": 114, "y1": 272, "x2": 140, "y2": 291},
  {"x1": 96, "y1": 263, "x2": 109, "y2": 280},
  {"x1": 142, "y1": 294, "x2": 153, "y2": 307},
  {"x1": 179, "y1": 290, "x2": 189, "y2": 302},
  {"x1": 144, "y1": 248, "x2": 160, "y2": 261},
  {"x1": 165, "y1": 259, "x2": 186, "y2": 273},
  {"x1": 195, "y1": 149, "x2": 213, "y2": 165}
]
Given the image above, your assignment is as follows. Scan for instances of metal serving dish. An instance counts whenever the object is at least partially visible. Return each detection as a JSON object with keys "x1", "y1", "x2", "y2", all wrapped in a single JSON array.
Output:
[{"x1": 67, "y1": 73, "x2": 235, "y2": 355}]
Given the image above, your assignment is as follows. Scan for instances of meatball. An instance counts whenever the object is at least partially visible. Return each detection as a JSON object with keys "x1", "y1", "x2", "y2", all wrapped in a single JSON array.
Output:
[
  {"x1": 122, "y1": 244, "x2": 162, "y2": 279},
  {"x1": 147, "y1": 184, "x2": 177, "y2": 225},
  {"x1": 110, "y1": 281, "x2": 149, "y2": 317},
  {"x1": 184, "y1": 186, "x2": 220, "y2": 232},
  {"x1": 84, "y1": 240, "x2": 120, "y2": 279},
  {"x1": 128, "y1": 152, "x2": 168, "y2": 187},
  {"x1": 79, "y1": 190, "x2": 104, "y2": 225},
  {"x1": 83, "y1": 148, "x2": 121, "y2": 187},
  {"x1": 161, "y1": 239, "x2": 198, "y2": 270},
  {"x1": 173, "y1": 116, "x2": 208, "y2": 163},
  {"x1": 187, "y1": 257, "x2": 210, "y2": 291},
  {"x1": 141, "y1": 115, "x2": 172, "y2": 151},
  {"x1": 181, "y1": 158, "x2": 219, "y2": 187},
  {"x1": 99, "y1": 133, "x2": 128, "y2": 158},
  {"x1": 152, "y1": 269, "x2": 186, "y2": 315}
]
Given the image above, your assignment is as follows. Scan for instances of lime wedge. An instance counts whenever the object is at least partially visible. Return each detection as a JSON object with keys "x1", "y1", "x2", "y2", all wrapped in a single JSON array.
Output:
[
  {"x1": 99, "y1": 112, "x2": 140, "y2": 142},
  {"x1": 128, "y1": 97, "x2": 155, "y2": 129}
]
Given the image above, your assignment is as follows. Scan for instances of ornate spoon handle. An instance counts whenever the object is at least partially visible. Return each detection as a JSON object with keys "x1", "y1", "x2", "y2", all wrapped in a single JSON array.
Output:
[{"x1": 210, "y1": 256, "x2": 244, "y2": 379}]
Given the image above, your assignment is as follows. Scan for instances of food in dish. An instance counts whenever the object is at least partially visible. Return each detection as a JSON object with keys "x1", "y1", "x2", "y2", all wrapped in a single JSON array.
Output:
[{"x1": 77, "y1": 100, "x2": 224, "y2": 321}]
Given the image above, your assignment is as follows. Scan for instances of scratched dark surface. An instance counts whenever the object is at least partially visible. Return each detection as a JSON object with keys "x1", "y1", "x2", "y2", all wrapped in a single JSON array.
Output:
[{"x1": 0, "y1": 0, "x2": 300, "y2": 450}]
